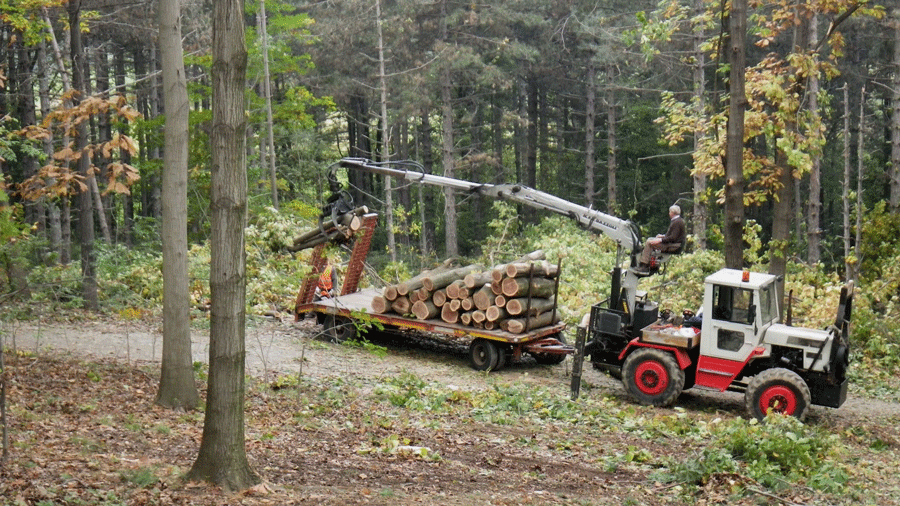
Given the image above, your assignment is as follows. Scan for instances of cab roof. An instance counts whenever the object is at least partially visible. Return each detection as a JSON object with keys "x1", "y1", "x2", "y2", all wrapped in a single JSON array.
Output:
[{"x1": 705, "y1": 268, "x2": 777, "y2": 290}]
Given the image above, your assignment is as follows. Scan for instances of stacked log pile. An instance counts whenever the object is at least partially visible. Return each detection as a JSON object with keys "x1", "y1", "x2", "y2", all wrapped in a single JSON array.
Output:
[
  {"x1": 371, "y1": 250, "x2": 561, "y2": 334},
  {"x1": 287, "y1": 206, "x2": 369, "y2": 252}
]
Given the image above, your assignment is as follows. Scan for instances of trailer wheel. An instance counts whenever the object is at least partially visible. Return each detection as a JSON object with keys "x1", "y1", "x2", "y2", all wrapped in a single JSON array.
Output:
[
  {"x1": 622, "y1": 348, "x2": 685, "y2": 407},
  {"x1": 530, "y1": 333, "x2": 567, "y2": 365},
  {"x1": 323, "y1": 315, "x2": 356, "y2": 343},
  {"x1": 745, "y1": 368, "x2": 811, "y2": 421},
  {"x1": 469, "y1": 339, "x2": 500, "y2": 371}
]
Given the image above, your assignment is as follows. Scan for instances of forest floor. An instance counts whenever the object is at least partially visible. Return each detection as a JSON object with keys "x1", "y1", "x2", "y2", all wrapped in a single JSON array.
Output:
[{"x1": 1, "y1": 312, "x2": 899, "y2": 505}]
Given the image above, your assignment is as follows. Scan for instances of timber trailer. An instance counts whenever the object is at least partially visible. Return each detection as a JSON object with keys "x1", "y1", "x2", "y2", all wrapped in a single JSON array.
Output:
[{"x1": 299, "y1": 158, "x2": 853, "y2": 420}]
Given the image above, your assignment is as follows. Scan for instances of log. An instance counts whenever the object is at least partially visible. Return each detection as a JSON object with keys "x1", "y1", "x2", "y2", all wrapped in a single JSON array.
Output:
[
  {"x1": 423, "y1": 265, "x2": 484, "y2": 292},
  {"x1": 483, "y1": 321, "x2": 496, "y2": 330},
  {"x1": 414, "y1": 287, "x2": 431, "y2": 302},
  {"x1": 383, "y1": 285, "x2": 399, "y2": 301},
  {"x1": 502, "y1": 260, "x2": 559, "y2": 279},
  {"x1": 494, "y1": 295, "x2": 506, "y2": 307},
  {"x1": 291, "y1": 206, "x2": 368, "y2": 245},
  {"x1": 460, "y1": 297, "x2": 474, "y2": 311},
  {"x1": 490, "y1": 280, "x2": 503, "y2": 295},
  {"x1": 446, "y1": 280, "x2": 466, "y2": 299},
  {"x1": 505, "y1": 297, "x2": 556, "y2": 316},
  {"x1": 485, "y1": 305, "x2": 507, "y2": 322},
  {"x1": 412, "y1": 300, "x2": 440, "y2": 320},
  {"x1": 501, "y1": 311, "x2": 560, "y2": 334},
  {"x1": 500, "y1": 277, "x2": 556, "y2": 298},
  {"x1": 464, "y1": 270, "x2": 494, "y2": 289},
  {"x1": 397, "y1": 259, "x2": 456, "y2": 296},
  {"x1": 449, "y1": 299, "x2": 461, "y2": 312},
  {"x1": 432, "y1": 289, "x2": 448, "y2": 307},
  {"x1": 371, "y1": 295, "x2": 390, "y2": 314},
  {"x1": 460, "y1": 311, "x2": 474, "y2": 326},
  {"x1": 472, "y1": 310, "x2": 486, "y2": 323},
  {"x1": 490, "y1": 250, "x2": 547, "y2": 281},
  {"x1": 441, "y1": 304, "x2": 459, "y2": 324},
  {"x1": 391, "y1": 296, "x2": 411, "y2": 315},
  {"x1": 473, "y1": 284, "x2": 494, "y2": 311}
]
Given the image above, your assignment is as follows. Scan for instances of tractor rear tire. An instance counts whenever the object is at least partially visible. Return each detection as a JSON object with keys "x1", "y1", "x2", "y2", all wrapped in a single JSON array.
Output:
[
  {"x1": 622, "y1": 348, "x2": 685, "y2": 407},
  {"x1": 745, "y1": 368, "x2": 811, "y2": 421}
]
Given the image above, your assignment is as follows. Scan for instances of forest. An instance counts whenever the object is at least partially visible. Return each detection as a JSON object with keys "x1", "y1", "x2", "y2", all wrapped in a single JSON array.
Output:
[{"x1": 2, "y1": 0, "x2": 900, "y2": 503}]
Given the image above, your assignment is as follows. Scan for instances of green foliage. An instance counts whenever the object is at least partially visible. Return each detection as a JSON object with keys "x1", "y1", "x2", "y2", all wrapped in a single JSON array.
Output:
[{"x1": 662, "y1": 415, "x2": 848, "y2": 495}]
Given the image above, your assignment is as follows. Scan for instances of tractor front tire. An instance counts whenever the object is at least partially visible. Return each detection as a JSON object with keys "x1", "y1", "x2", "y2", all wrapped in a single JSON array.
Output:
[
  {"x1": 622, "y1": 348, "x2": 685, "y2": 407},
  {"x1": 745, "y1": 368, "x2": 811, "y2": 421}
]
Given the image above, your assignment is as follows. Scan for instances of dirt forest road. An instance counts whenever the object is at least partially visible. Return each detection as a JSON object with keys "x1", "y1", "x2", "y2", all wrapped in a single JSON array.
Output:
[{"x1": 3, "y1": 316, "x2": 899, "y2": 427}]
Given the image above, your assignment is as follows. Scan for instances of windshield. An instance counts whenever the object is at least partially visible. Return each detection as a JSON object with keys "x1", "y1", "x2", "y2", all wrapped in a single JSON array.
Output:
[{"x1": 758, "y1": 283, "x2": 779, "y2": 324}]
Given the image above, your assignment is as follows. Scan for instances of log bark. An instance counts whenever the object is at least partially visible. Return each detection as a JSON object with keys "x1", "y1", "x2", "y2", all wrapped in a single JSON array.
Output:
[
  {"x1": 490, "y1": 250, "x2": 547, "y2": 281},
  {"x1": 464, "y1": 270, "x2": 493, "y2": 289},
  {"x1": 412, "y1": 299, "x2": 440, "y2": 320},
  {"x1": 485, "y1": 305, "x2": 507, "y2": 322},
  {"x1": 473, "y1": 284, "x2": 494, "y2": 310},
  {"x1": 441, "y1": 304, "x2": 459, "y2": 324},
  {"x1": 505, "y1": 297, "x2": 555, "y2": 316},
  {"x1": 423, "y1": 265, "x2": 484, "y2": 291},
  {"x1": 500, "y1": 260, "x2": 559, "y2": 279},
  {"x1": 397, "y1": 259, "x2": 456, "y2": 296},
  {"x1": 501, "y1": 311, "x2": 560, "y2": 334},
  {"x1": 500, "y1": 277, "x2": 555, "y2": 298},
  {"x1": 371, "y1": 295, "x2": 390, "y2": 314},
  {"x1": 391, "y1": 296, "x2": 411, "y2": 315}
]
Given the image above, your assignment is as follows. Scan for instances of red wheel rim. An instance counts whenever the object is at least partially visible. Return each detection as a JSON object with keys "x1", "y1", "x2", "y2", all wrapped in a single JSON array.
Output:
[
  {"x1": 634, "y1": 360, "x2": 669, "y2": 396},
  {"x1": 758, "y1": 385, "x2": 797, "y2": 415}
]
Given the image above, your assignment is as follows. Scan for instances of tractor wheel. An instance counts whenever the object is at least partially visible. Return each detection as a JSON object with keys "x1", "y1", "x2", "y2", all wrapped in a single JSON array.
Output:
[
  {"x1": 469, "y1": 339, "x2": 500, "y2": 371},
  {"x1": 745, "y1": 368, "x2": 811, "y2": 421},
  {"x1": 622, "y1": 348, "x2": 685, "y2": 407},
  {"x1": 530, "y1": 333, "x2": 568, "y2": 365},
  {"x1": 323, "y1": 315, "x2": 356, "y2": 343}
]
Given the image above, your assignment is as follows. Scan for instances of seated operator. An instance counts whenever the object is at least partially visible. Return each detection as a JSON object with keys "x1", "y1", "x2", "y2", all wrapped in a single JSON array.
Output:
[
  {"x1": 313, "y1": 260, "x2": 339, "y2": 301},
  {"x1": 637, "y1": 204, "x2": 686, "y2": 272}
]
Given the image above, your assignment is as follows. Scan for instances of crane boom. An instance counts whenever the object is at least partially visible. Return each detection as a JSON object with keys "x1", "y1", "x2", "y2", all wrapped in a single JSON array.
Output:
[{"x1": 337, "y1": 157, "x2": 642, "y2": 257}]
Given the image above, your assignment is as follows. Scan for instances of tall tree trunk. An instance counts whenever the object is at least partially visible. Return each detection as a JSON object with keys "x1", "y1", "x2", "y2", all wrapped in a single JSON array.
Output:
[
  {"x1": 440, "y1": 0, "x2": 458, "y2": 258},
  {"x1": 37, "y1": 41, "x2": 62, "y2": 262},
  {"x1": 258, "y1": 0, "x2": 279, "y2": 210},
  {"x1": 606, "y1": 65, "x2": 618, "y2": 215},
  {"x1": 149, "y1": 46, "x2": 162, "y2": 219},
  {"x1": 584, "y1": 60, "x2": 596, "y2": 207},
  {"x1": 115, "y1": 47, "x2": 134, "y2": 247},
  {"x1": 854, "y1": 86, "x2": 865, "y2": 283},
  {"x1": 157, "y1": 0, "x2": 199, "y2": 411},
  {"x1": 376, "y1": 0, "x2": 396, "y2": 262},
  {"x1": 891, "y1": 12, "x2": 900, "y2": 212},
  {"x1": 187, "y1": 0, "x2": 260, "y2": 490},
  {"x1": 525, "y1": 77, "x2": 538, "y2": 222},
  {"x1": 724, "y1": 0, "x2": 747, "y2": 269},
  {"x1": 95, "y1": 45, "x2": 115, "y2": 241},
  {"x1": 419, "y1": 113, "x2": 434, "y2": 257},
  {"x1": 692, "y1": 0, "x2": 708, "y2": 250},
  {"x1": 843, "y1": 84, "x2": 852, "y2": 281},
  {"x1": 807, "y1": 14, "x2": 822, "y2": 264},
  {"x1": 68, "y1": 0, "x2": 98, "y2": 310}
]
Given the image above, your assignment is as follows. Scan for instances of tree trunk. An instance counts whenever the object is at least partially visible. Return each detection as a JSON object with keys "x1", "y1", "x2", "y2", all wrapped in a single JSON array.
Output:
[
  {"x1": 724, "y1": 0, "x2": 747, "y2": 269},
  {"x1": 843, "y1": 84, "x2": 852, "y2": 282},
  {"x1": 157, "y1": 0, "x2": 199, "y2": 411},
  {"x1": 259, "y1": 0, "x2": 279, "y2": 210},
  {"x1": 68, "y1": 0, "x2": 98, "y2": 311},
  {"x1": 376, "y1": 0, "x2": 396, "y2": 262},
  {"x1": 187, "y1": 0, "x2": 260, "y2": 490},
  {"x1": 440, "y1": 0, "x2": 458, "y2": 258},
  {"x1": 37, "y1": 42, "x2": 63, "y2": 262},
  {"x1": 891, "y1": 13, "x2": 900, "y2": 212},
  {"x1": 584, "y1": 60, "x2": 596, "y2": 207},
  {"x1": 806, "y1": 14, "x2": 822, "y2": 264},
  {"x1": 692, "y1": 0, "x2": 708, "y2": 250},
  {"x1": 606, "y1": 64, "x2": 618, "y2": 214}
]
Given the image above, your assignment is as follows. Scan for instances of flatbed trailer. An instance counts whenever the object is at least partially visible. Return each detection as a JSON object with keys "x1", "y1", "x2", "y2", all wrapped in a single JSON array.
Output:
[{"x1": 297, "y1": 288, "x2": 571, "y2": 371}]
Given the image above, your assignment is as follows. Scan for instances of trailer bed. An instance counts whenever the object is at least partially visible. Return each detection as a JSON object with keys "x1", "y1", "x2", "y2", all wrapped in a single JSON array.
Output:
[{"x1": 297, "y1": 288, "x2": 571, "y2": 371}]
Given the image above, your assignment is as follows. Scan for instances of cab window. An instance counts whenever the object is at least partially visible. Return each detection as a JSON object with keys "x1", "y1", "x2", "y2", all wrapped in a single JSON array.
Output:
[{"x1": 712, "y1": 285, "x2": 754, "y2": 325}]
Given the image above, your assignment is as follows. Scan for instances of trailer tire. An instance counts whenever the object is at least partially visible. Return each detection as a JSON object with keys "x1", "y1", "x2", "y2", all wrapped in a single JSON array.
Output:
[
  {"x1": 324, "y1": 315, "x2": 356, "y2": 343},
  {"x1": 745, "y1": 368, "x2": 811, "y2": 421},
  {"x1": 622, "y1": 348, "x2": 684, "y2": 407},
  {"x1": 530, "y1": 333, "x2": 568, "y2": 365},
  {"x1": 469, "y1": 339, "x2": 500, "y2": 371}
]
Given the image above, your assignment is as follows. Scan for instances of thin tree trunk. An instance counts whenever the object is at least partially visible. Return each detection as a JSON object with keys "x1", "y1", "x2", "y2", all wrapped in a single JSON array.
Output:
[
  {"x1": 807, "y1": 14, "x2": 822, "y2": 264},
  {"x1": 37, "y1": 42, "x2": 63, "y2": 262},
  {"x1": 606, "y1": 64, "x2": 618, "y2": 214},
  {"x1": 692, "y1": 0, "x2": 708, "y2": 249},
  {"x1": 157, "y1": 0, "x2": 199, "y2": 411},
  {"x1": 842, "y1": 84, "x2": 851, "y2": 281},
  {"x1": 854, "y1": 86, "x2": 865, "y2": 284},
  {"x1": 187, "y1": 0, "x2": 260, "y2": 490},
  {"x1": 584, "y1": 60, "x2": 596, "y2": 207},
  {"x1": 376, "y1": 0, "x2": 396, "y2": 262},
  {"x1": 258, "y1": 0, "x2": 279, "y2": 210},
  {"x1": 891, "y1": 13, "x2": 900, "y2": 212},
  {"x1": 68, "y1": 0, "x2": 98, "y2": 311}
]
